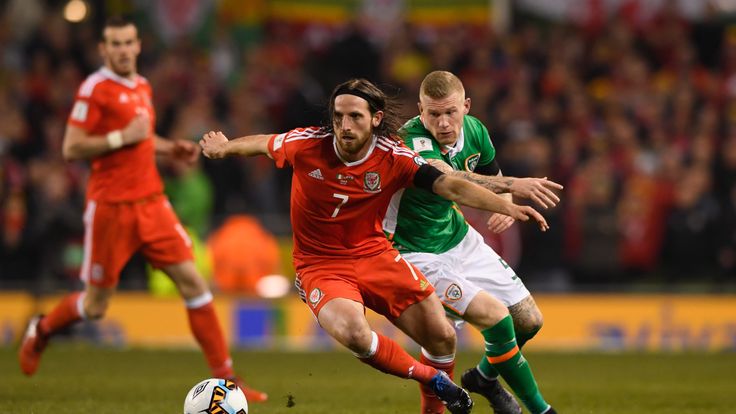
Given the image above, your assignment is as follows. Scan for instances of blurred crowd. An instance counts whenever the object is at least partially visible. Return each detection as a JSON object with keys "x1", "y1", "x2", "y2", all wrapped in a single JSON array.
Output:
[{"x1": 1, "y1": 0, "x2": 735, "y2": 292}]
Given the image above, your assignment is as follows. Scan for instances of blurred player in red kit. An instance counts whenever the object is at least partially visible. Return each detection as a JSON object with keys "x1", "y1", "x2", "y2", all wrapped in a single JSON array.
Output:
[{"x1": 18, "y1": 16, "x2": 267, "y2": 402}]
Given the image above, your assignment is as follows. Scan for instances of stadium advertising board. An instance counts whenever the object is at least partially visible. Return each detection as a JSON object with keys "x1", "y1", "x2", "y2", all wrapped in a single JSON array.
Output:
[{"x1": 3, "y1": 293, "x2": 735, "y2": 351}]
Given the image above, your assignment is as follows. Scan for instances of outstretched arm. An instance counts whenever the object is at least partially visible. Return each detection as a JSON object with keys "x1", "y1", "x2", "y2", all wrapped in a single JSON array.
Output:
[
  {"x1": 155, "y1": 135, "x2": 200, "y2": 165},
  {"x1": 62, "y1": 113, "x2": 150, "y2": 161},
  {"x1": 426, "y1": 158, "x2": 563, "y2": 209},
  {"x1": 429, "y1": 170, "x2": 549, "y2": 231},
  {"x1": 199, "y1": 131, "x2": 273, "y2": 159}
]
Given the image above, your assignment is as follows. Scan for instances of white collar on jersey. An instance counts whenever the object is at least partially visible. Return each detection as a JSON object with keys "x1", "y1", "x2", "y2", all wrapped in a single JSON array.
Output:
[
  {"x1": 442, "y1": 127, "x2": 465, "y2": 159},
  {"x1": 333, "y1": 134, "x2": 377, "y2": 166},
  {"x1": 99, "y1": 66, "x2": 139, "y2": 89}
]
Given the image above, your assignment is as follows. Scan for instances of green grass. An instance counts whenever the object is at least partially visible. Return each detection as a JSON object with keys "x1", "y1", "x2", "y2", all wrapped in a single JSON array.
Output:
[{"x1": 1, "y1": 346, "x2": 735, "y2": 413}]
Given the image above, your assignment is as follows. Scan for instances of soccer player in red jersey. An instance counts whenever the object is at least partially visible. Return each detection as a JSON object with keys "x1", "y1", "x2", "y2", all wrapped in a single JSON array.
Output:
[
  {"x1": 199, "y1": 78, "x2": 549, "y2": 413},
  {"x1": 17, "y1": 16, "x2": 267, "y2": 402}
]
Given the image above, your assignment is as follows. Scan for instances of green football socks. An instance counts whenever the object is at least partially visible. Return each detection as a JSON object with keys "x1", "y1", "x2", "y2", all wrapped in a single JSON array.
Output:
[{"x1": 477, "y1": 315, "x2": 549, "y2": 414}]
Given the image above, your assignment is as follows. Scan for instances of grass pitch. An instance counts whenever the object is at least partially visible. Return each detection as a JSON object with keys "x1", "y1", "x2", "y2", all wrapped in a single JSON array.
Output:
[{"x1": 1, "y1": 345, "x2": 734, "y2": 413}]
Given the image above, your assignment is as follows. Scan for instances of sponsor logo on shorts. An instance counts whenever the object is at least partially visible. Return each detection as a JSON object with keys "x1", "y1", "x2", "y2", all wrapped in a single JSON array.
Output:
[
  {"x1": 309, "y1": 288, "x2": 324, "y2": 308},
  {"x1": 445, "y1": 283, "x2": 463, "y2": 302},
  {"x1": 363, "y1": 172, "x2": 381, "y2": 193}
]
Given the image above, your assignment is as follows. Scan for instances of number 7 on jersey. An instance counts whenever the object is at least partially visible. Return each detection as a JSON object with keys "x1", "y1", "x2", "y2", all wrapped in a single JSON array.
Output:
[{"x1": 331, "y1": 193, "x2": 349, "y2": 217}]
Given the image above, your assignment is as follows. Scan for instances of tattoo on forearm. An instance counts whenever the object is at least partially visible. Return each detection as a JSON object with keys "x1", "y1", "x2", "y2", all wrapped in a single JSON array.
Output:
[{"x1": 452, "y1": 171, "x2": 512, "y2": 194}]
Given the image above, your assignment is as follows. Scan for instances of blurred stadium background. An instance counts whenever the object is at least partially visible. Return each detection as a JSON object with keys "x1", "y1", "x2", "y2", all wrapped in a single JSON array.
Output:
[{"x1": 2, "y1": 0, "x2": 736, "y2": 378}]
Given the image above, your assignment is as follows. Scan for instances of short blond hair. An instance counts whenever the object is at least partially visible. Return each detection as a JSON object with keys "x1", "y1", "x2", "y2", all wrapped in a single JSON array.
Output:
[{"x1": 420, "y1": 71, "x2": 465, "y2": 100}]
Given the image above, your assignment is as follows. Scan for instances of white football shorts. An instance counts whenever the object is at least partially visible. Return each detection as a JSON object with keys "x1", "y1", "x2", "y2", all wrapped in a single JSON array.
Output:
[{"x1": 402, "y1": 226, "x2": 530, "y2": 324}]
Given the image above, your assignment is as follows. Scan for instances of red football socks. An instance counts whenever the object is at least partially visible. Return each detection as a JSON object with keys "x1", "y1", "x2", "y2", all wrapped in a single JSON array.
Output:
[
  {"x1": 187, "y1": 301, "x2": 233, "y2": 378},
  {"x1": 419, "y1": 351, "x2": 456, "y2": 413},
  {"x1": 39, "y1": 292, "x2": 83, "y2": 336},
  {"x1": 358, "y1": 332, "x2": 437, "y2": 384}
]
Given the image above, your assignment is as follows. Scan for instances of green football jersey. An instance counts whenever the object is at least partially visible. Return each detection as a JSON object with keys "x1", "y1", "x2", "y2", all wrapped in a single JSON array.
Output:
[{"x1": 384, "y1": 115, "x2": 496, "y2": 254}]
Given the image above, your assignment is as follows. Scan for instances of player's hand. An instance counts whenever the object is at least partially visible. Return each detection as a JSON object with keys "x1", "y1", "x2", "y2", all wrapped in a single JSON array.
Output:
[
  {"x1": 506, "y1": 204, "x2": 548, "y2": 232},
  {"x1": 122, "y1": 113, "x2": 151, "y2": 145},
  {"x1": 487, "y1": 213, "x2": 515, "y2": 234},
  {"x1": 509, "y1": 177, "x2": 563, "y2": 209},
  {"x1": 171, "y1": 140, "x2": 200, "y2": 165},
  {"x1": 199, "y1": 131, "x2": 229, "y2": 159}
]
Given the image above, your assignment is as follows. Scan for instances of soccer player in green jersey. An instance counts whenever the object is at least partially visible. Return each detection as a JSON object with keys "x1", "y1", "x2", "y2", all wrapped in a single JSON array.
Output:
[{"x1": 384, "y1": 71, "x2": 562, "y2": 414}]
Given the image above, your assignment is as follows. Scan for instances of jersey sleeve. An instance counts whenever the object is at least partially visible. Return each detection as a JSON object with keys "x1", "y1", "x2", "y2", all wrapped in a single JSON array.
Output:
[
  {"x1": 268, "y1": 132, "x2": 291, "y2": 168},
  {"x1": 67, "y1": 88, "x2": 103, "y2": 132},
  {"x1": 477, "y1": 122, "x2": 496, "y2": 167},
  {"x1": 267, "y1": 126, "x2": 324, "y2": 168},
  {"x1": 392, "y1": 142, "x2": 428, "y2": 189}
]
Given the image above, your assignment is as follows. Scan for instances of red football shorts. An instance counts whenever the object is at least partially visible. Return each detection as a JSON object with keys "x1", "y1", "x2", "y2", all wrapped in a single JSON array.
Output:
[
  {"x1": 294, "y1": 249, "x2": 435, "y2": 320},
  {"x1": 80, "y1": 195, "x2": 193, "y2": 288}
]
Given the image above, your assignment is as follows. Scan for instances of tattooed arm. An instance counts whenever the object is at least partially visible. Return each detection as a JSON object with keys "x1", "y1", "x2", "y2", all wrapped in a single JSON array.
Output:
[
  {"x1": 425, "y1": 158, "x2": 563, "y2": 209},
  {"x1": 427, "y1": 159, "x2": 514, "y2": 192}
]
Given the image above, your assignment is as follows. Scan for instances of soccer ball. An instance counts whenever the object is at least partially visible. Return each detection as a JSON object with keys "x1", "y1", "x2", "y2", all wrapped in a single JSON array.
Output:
[{"x1": 183, "y1": 378, "x2": 248, "y2": 414}]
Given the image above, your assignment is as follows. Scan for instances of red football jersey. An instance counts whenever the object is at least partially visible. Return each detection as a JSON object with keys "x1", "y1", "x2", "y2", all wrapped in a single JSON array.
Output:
[
  {"x1": 268, "y1": 127, "x2": 424, "y2": 259},
  {"x1": 67, "y1": 67, "x2": 163, "y2": 202}
]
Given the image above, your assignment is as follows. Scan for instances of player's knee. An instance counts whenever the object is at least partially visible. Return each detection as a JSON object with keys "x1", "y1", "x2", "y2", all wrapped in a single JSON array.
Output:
[
  {"x1": 175, "y1": 274, "x2": 207, "y2": 298},
  {"x1": 164, "y1": 262, "x2": 207, "y2": 298},
  {"x1": 515, "y1": 312, "x2": 543, "y2": 347},
  {"x1": 337, "y1": 327, "x2": 373, "y2": 354},
  {"x1": 439, "y1": 325, "x2": 456, "y2": 349},
  {"x1": 530, "y1": 313, "x2": 544, "y2": 334},
  {"x1": 425, "y1": 323, "x2": 456, "y2": 355},
  {"x1": 520, "y1": 309, "x2": 544, "y2": 334}
]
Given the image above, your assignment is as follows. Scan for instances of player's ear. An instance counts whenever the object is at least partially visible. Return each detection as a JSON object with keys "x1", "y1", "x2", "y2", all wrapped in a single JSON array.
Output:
[
  {"x1": 464, "y1": 98, "x2": 471, "y2": 115},
  {"x1": 372, "y1": 110, "x2": 384, "y2": 128}
]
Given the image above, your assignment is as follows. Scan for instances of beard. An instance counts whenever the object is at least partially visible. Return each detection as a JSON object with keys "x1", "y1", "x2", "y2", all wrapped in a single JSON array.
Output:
[
  {"x1": 336, "y1": 132, "x2": 371, "y2": 156},
  {"x1": 110, "y1": 58, "x2": 135, "y2": 77}
]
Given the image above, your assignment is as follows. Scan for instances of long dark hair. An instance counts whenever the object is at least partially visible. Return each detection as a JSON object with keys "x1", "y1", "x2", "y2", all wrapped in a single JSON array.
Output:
[{"x1": 326, "y1": 79, "x2": 403, "y2": 140}]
